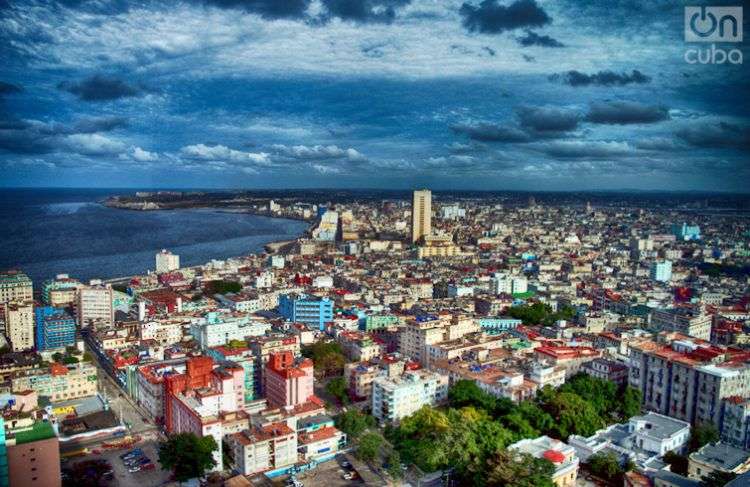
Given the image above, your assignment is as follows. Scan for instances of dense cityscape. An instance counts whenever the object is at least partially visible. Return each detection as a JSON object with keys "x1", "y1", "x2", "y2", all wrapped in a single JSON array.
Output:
[{"x1": 0, "y1": 189, "x2": 748, "y2": 487}]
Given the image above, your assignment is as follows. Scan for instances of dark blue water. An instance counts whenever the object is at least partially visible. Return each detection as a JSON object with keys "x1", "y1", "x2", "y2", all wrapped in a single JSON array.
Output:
[{"x1": 0, "y1": 189, "x2": 308, "y2": 284}]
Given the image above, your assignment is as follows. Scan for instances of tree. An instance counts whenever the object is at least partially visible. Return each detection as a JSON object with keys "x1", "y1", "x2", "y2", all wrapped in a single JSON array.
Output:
[
  {"x1": 618, "y1": 386, "x2": 642, "y2": 420},
  {"x1": 63, "y1": 355, "x2": 79, "y2": 364},
  {"x1": 663, "y1": 451, "x2": 689, "y2": 476},
  {"x1": 385, "y1": 450, "x2": 403, "y2": 479},
  {"x1": 52, "y1": 352, "x2": 63, "y2": 362},
  {"x1": 690, "y1": 423, "x2": 720, "y2": 452},
  {"x1": 448, "y1": 380, "x2": 497, "y2": 412},
  {"x1": 356, "y1": 432, "x2": 383, "y2": 462},
  {"x1": 326, "y1": 376, "x2": 349, "y2": 405},
  {"x1": 158, "y1": 433, "x2": 218, "y2": 483},
  {"x1": 700, "y1": 470, "x2": 737, "y2": 487},
  {"x1": 587, "y1": 452, "x2": 624, "y2": 484},
  {"x1": 482, "y1": 449, "x2": 555, "y2": 487},
  {"x1": 543, "y1": 392, "x2": 605, "y2": 440},
  {"x1": 301, "y1": 342, "x2": 346, "y2": 377},
  {"x1": 335, "y1": 409, "x2": 375, "y2": 437}
]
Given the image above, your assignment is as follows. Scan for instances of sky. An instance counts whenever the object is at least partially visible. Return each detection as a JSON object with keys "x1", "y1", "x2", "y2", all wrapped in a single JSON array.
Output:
[{"x1": 0, "y1": 0, "x2": 748, "y2": 191}]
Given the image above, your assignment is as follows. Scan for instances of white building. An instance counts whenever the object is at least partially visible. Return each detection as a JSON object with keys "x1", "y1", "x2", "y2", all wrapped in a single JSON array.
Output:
[
  {"x1": 490, "y1": 273, "x2": 528, "y2": 295},
  {"x1": 77, "y1": 282, "x2": 114, "y2": 328},
  {"x1": 568, "y1": 412, "x2": 690, "y2": 471},
  {"x1": 190, "y1": 312, "x2": 271, "y2": 349},
  {"x1": 509, "y1": 436, "x2": 579, "y2": 487},
  {"x1": 4, "y1": 300, "x2": 34, "y2": 351},
  {"x1": 155, "y1": 249, "x2": 180, "y2": 273},
  {"x1": 371, "y1": 369, "x2": 449, "y2": 422}
]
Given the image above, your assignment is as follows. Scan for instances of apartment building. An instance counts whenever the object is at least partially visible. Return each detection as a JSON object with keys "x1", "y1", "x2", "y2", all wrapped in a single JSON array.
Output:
[
  {"x1": 628, "y1": 334, "x2": 750, "y2": 428},
  {"x1": 399, "y1": 315, "x2": 479, "y2": 365},
  {"x1": 264, "y1": 351, "x2": 314, "y2": 408},
  {"x1": 650, "y1": 306, "x2": 712, "y2": 340},
  {"x1": 76, "y1": 283, "x2": 114, "y2": 328},
  {"x1": 35, "y1": 306, "x2": 76, "y2": 351},
  {"x1": 3, "y1": 301, "x2": 34, "y2": 351},
  {"x1": 11, "y1": 363, "x2": 98, "y2": 402},
  {"x1": 371, "y1": 369, "x2": 448, "y2": 422},
  {"x1": 189, "y1": 312, "x2": 271, "y2": 349},
  {"x1": 278, "y1": 294, "x2": 333, "y2": 330},
  {"x1": 225, "y1": 422, "x2": 297, "y2": 476},
  {"x1": 0, "y1": 271, "x2": 32, "y2": 305}
]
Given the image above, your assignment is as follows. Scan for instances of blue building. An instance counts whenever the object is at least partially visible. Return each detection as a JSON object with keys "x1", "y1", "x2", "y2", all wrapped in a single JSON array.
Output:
[
  {"x1": 478, "y1": 317, "x2": 522, "y2": 334},
  {"x1": 278, "y1": 294, "x2": 333, "y2": 330},
  {"x1": 650, "y1": 260, "x2": 673, "y2": 283},
  {"x1": 35, "y1": 306, "x2": 76, "y2": 351},
  {"x1": 0, "y1": 417, "x2": 7, "y2": 487},
  {"x1": 672, "y1": 223, "x2": 701, "y2": 241}
]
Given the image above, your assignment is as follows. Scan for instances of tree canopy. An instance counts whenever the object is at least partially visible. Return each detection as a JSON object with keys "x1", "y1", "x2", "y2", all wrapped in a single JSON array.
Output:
[
  {"x1": 334, "y1": 409, "x2": 375, "y2": 437},
  {"x1": 158, "y1": 433, "x2": 218, "y2": 483},
  {"x1": 690, "y1": 423, "x2": 720, "y2": 452},
  {"x1": 301, "y1": 341, "x2": 346, "y2": 377}
]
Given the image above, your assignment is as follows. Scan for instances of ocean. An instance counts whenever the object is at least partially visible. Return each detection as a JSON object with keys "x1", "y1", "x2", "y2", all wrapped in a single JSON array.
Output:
[{"x1": 0, "y1": 188, "x2": 309, "y2": 284}]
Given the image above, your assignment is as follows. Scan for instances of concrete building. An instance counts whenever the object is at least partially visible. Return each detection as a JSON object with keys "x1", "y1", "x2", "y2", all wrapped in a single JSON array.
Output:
[
  {"x1": 672, "y1": 223, "x2": 701, "y2": 241},
  {"x1": 650, "y1": 260, "x2": 673, "y2": 283},
  {"x1": 5, "y1": 421, "x2": 60, "y2": 487},
  {"x1": 650, "y1": 306, "x2": 712, "y2": 340},
  {"x1": 721, "y1": 396, "x2": 750, "y2": 450},
  {"x1": 569, "y1": 412, "x2": 690, "y2": 472},
  {"x1": 0, "y1": 271, "x2": 32, "y2": 305},
  {"x1": 264, "y1": 351, "x2": 314, "y2": 408},
  {"x1": 628, "y1": 334, "x2": 750, "y2": 429},
  {"x1": 41, "y1": 274, "x2": 80, "y2": 305},
  {"x1": 226, "y1": 422, "x2": 297, "y2": 476},
  {"x1": 155, "y1": 249, "x2": 180, "y2": 273},
  {"x1": 411, "y1": 189, "x2": 432, "y2": 243},
  {"x1": 278, "y1": 294, "x2": 333, "y2": 330},
  {"x1": 76, "y1": 282, "x2": 114, "y2": 328},
  {"x1": 509, "y1": 436, "x2": 579, "y2": 487},
  {"x1": 11, "y1": 362, "x2": 98, "y2": 403},
  {"x1": 189, "y1": 311, "x2": 271, "y2": 349},
  {"x1": 371, "y1": 369, "x2": 448, "y2": 422},
  {"x1": 688, "y1": 442, "x2": 750, "y2": 480},
  {"x1": 3, "y1": 301, "x2": 34, "y2": 351},
  {"x1": 35, "y1": 306, "x2": 76, "y2": 351}
]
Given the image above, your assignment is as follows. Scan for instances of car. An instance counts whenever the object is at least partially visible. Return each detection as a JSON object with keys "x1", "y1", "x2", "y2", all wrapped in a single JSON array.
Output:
[
  {"x1": 121, "y1": 449, "x2": 143, "y2": 459},
  {"x1": 128, "y1": 466, "x2": 141, "y2": 473},
  {"x1": 125, "y1": 457, "x2": 146, "y2": 467},
  {"x1": 139, "y1": 463, "x2": 155, "y2": 471},
  {"x1": 341, "y1": 461, "x2": 351, "y2": 468}
]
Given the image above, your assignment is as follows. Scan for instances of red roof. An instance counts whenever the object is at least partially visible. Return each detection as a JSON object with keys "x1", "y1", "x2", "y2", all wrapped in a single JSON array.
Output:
[{"x1": 543, "y1": 450, "x2": 565, "y2": 463}]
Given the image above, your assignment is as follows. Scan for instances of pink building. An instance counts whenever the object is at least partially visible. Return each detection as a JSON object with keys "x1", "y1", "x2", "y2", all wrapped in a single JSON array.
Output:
[{"x1": 264, "y1": 351, "x2": 314, "y2": 408}]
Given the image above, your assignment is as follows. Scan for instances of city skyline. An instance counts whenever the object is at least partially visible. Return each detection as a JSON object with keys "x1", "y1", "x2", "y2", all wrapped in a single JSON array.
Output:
[{"x1": 1, "y1": 0, "x2": 748, "y2": 191}]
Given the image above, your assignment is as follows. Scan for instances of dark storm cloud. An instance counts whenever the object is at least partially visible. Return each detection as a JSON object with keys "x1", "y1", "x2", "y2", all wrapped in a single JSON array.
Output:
[
  {"x1": 535, "y1": 140, "x2": 633, "y2": 159},
  {"x1": 322, "y1": 0, "x2": 411, "y2": 24},
  {"x1": 192, "y1": 0, "x2": 310, "y2": 19},
  {"x1": 58, "y1": 75, "x2": 146, "y2": 102},
  {"x1": 0, "y1": 116, "x2": 128, "y2": 155},
  {"x1": 517, "y1": 106, "x2": 579, "y2": 133},
  {"x1": 551, "y1": 70, "x2": 651, "y2": 87},
  {"x1": 676, "y1": 121, "x2": 750, "y2": 149},
  {"x1": 451, "y1": 122, "x2": 530, "y2": 142},
  {"x1": 460, "y1": 0, "x2": 551, "y2": 34},
  {"x1": 71, "y1": 116, "x2": 129, "y2": 133},
  {"x1": 517, "y1": 31, "x2": 563, "y2": 47},
  {"x1": 0, "y1": 81, "x2": 23, "y2": 95},
  {"x1": 586, "y1": 101, "x2": 669, "y2": 125}
]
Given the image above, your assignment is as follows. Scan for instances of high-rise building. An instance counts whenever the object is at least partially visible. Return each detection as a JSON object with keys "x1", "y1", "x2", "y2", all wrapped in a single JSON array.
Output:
[
  {"x1": 411, "y1": 189, "x2": 432, "y2": 243},
  {"x1": 264, "y1": 351, "x2": 314, "y2": 408},
  {"x1": 672, "y1": 223, "x2": 701, "y2": 241},
  {"x1": 0, "y1": 271, "x2": 32, "y2": 305},
  {"x1": 35, "y1": 306, "x2": 76, "y2": 351},
  {"x1": 76, "y1": 282, "x2": 114, "y2": 328},
  {"x1": 650, "y1": 260, "x2": 673, "y2": 283},
  {"x1": 278, "y1": 294, "x2": 333, "y2": 330},
  {"x1": 155, "y1": 249, "x2": 180, "y2": 273},
  {"x1": 41, "y1": 274, "x2": 80, "y2": 305},
  {"x1": 3, "y1": 301, "x2": 34, "y2": 351},
  {"x1": 371, "y1": 369, "x2": 449, "y2": 422},
  {"x1": 5, "y1": 420, "x2": 61, "y2": 487}
]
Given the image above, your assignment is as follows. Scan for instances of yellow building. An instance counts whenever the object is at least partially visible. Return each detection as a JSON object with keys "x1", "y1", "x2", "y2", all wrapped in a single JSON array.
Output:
[
  {"x1": 411, "y1": 189, "x2": 431, "y2": 243},
  {"x1": 4, "y1": 300, "x2": 34, "y2": 351}
]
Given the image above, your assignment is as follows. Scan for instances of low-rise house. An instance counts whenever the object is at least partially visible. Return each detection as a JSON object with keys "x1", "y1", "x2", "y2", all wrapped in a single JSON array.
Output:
[
  {"x1": 687, "y1": 442, "x2": 750, "y2": 480},
  {"x1": 508, "y1": 435, "x2": 579, "y2": 487}
]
